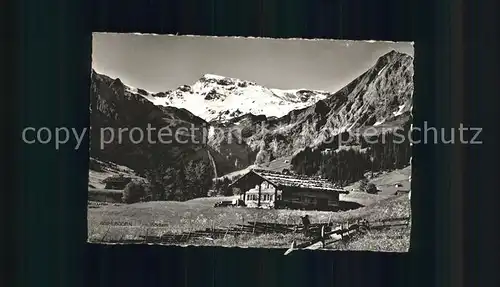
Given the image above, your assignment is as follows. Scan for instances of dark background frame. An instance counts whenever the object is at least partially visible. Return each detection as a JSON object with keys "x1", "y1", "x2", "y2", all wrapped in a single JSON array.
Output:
[{"x1": 6, "y1": 0, "x2": 499, "y2": 286}]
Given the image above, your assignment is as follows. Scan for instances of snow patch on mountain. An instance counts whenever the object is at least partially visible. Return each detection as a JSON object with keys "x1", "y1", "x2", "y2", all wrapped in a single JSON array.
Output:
[
  {"x1": 125, "y1": 86, "x2": 138, "y2": 94},
  {"x1": 393, "y1": 104, "x2": 407, "y2": 117}
]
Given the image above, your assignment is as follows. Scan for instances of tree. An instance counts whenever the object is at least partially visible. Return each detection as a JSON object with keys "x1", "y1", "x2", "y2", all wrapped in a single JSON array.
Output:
[
  {"x1": 184, "y1": 160, "x2": 214, "y2": 200},
  {"x1": 292, "y1": 120, "x2": 412, "y2": 188},
  {"x1": 222, "y1": 177, "x2": 233, "y2": 196},
  {"x1": 161, "y1": 167, "x2": 185, "y2": 200},
  {"x1": 213, "y1": 177, "x2": 233, "y2": 196},
  {"x1": 144, "y1": 168, "x2": 166, "y2": 200},
  {"x1": 122, "y1": 180, "x2": 147, "y2": 204},
  {"x1": 366, "y1": 183, "x2": 378, "y2": 194},
  {"x1": 291, "y1": 147, "x2": 321, "y2": 176},
  {"x1": 212, "y1": 179, "x2": 223, "y2": 195},
  {"x1": 359, "y1": 177, "x2": 369, "y2": 192}
]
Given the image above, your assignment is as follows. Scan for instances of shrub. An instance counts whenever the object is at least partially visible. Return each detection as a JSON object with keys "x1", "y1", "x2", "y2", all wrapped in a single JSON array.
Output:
[
  {"x1": 366, "y1": 183, "x2": 378, "y2": 194},
  {"x1": 122, "y1": 181, "x2": 147, "y2": 204},
  {"x1": 232, "y1": 187, "x2": 242, "y2": 196},
  {"x1": 220, "y1": 177, "x2": 233, "y2": 196},
  {"x1": 359, "y1": 178, "x2": 369, "y2": 192},
  {"x1": 207, "y1": 189, "x2": 217, "y2": 197}
]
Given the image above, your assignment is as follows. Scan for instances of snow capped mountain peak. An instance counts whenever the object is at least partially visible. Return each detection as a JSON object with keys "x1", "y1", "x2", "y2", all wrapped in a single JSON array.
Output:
[
  {"x1": 142, "y1": 74, "x2": 333, "y2": 123},
  {"x1": 95, "y1": 50, "x2": 413, "y2": 126}
]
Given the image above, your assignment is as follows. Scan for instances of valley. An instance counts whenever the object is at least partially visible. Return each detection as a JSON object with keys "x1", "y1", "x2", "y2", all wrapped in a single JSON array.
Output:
[{"x1": 89, "y1": 49, "x2": 413, "y2": 184}]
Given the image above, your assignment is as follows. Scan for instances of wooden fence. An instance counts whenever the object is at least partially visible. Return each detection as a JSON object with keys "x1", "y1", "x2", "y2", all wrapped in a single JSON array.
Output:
[
  {"x1": 284, "y1": 216, "x2": 411, "y2": 253},
  {"x1": 100, "y1": 217, "x2": 410, "y2": 246}
]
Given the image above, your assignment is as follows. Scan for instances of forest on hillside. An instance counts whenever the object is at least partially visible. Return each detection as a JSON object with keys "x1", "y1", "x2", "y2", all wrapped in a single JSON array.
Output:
[{"x1": 291, "y1": 120, "x2": 412, "y2": 186}]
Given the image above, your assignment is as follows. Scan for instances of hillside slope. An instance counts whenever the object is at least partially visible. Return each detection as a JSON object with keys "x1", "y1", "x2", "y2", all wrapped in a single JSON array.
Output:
[
  {"x1": 208, "y1": 50, "x2": 414, "y2": 169},
  {"x1": 90, "y1": 70, "x2": 235, "y2": 176}
]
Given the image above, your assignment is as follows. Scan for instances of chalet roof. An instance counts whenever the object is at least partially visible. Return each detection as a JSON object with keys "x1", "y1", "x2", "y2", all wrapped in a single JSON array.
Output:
[{"x1": 230, "y1": 169, "x2": 349, "y2": 194}]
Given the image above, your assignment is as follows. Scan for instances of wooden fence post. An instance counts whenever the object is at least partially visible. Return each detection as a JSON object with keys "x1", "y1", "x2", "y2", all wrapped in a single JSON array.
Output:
[
  {"x1": 101, "y1": 226, "x2": 111, "y2": 242},
  {"x1": 340, "y1": 222, "x2": 344, "y2": 240}
]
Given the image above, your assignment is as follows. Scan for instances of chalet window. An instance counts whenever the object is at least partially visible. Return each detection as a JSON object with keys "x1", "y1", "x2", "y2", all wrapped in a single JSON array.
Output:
[{"x1": 302, "y1": 196, "x2": 315, "y2": 203}]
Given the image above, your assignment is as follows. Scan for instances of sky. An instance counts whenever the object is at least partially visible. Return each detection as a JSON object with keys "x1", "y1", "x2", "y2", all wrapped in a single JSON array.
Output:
[{"x1": 92, "y1": 33, "x2": 413, "y2": 94}]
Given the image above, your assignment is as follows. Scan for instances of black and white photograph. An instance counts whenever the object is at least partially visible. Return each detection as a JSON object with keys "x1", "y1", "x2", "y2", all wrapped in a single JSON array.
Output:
[{"x1": 88, "y1": 33, "x2": 414, "y2": 252}]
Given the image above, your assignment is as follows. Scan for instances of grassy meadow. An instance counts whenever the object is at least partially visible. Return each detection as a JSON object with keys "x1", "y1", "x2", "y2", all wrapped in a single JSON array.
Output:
[{"x1": 88, "y1": 192, "x2": 410, "y2": 251}]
